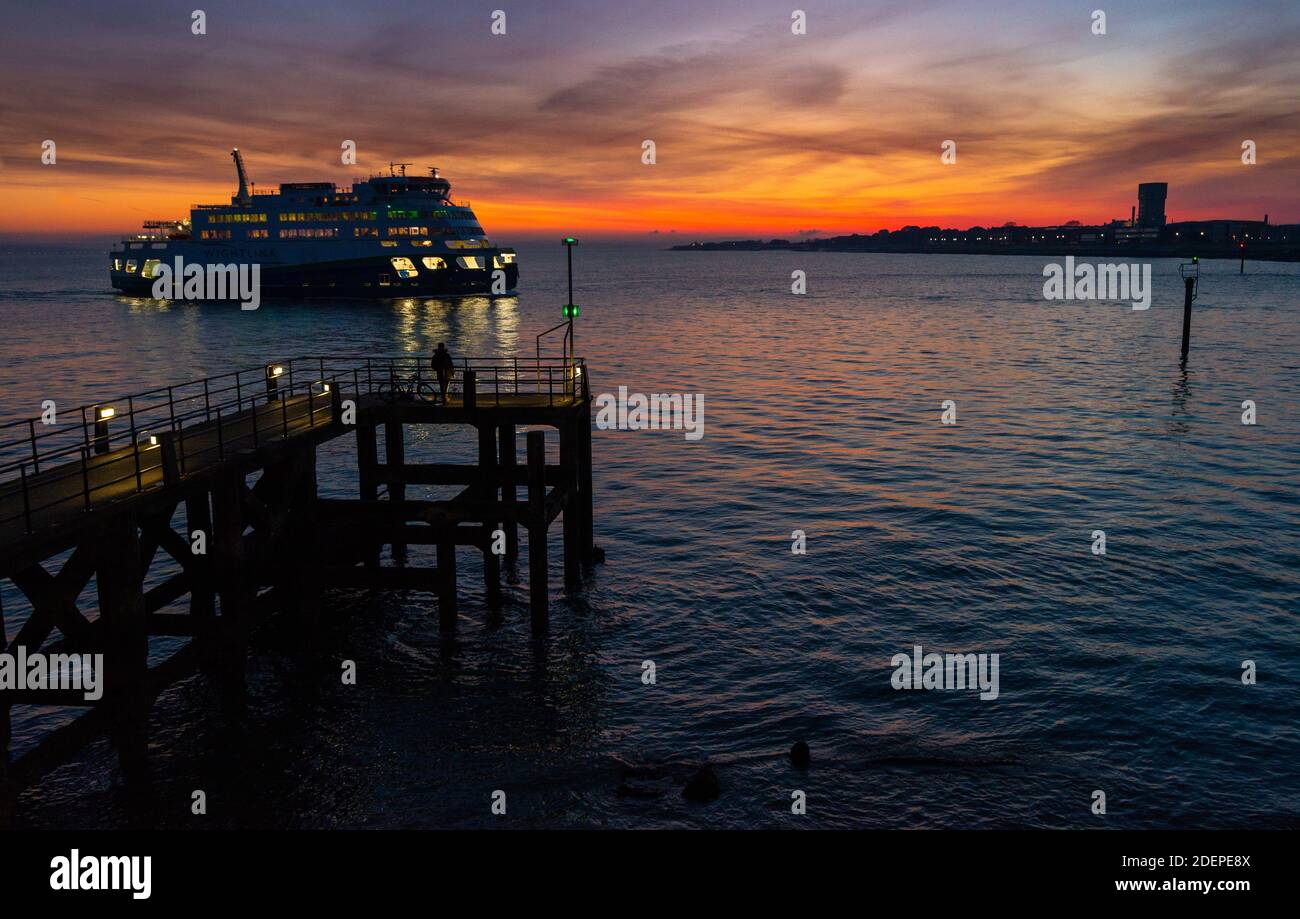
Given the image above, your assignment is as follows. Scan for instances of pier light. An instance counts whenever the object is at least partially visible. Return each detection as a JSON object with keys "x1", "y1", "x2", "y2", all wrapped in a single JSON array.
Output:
[
  {"x1": 563, "y1": 304, "x2": 580, "y2": 319},
  {"x1": 266, "y1": 363, "x2": 285, "y2": 402},
  {"x1": 93, "y1": 405, "x2": 115, "y2": 455},
  {"x1": 313, "y1": 380, "x2": 331, "y2": 394},
  {"x1": 137, "y1": 431, "x2": 159, "y2": 448}
]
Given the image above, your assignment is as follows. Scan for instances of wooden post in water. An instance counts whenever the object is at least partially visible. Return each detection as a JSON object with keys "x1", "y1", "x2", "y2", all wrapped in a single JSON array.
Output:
[
  {"x1": 578, "y1": 407, "x2": 595, "y2": 565},
  {"x1": 527, "y1": 429, "x2": 548, "y2": 629},
  {"x1": 185, "y1": 492, "x2": 217, "y2": 670},
  {"x1": 97, "y1": 512, "x2": 149, "y2": 781},
  {"x1": 560, "y1": 420, "x2": 581, "y2": 588},
  {"x1": 478, "y1": 422, "x2": 502, "y2": 609},
  {"x1": 356, "y1": 414, "x2": 380, "y2": 570},
  {"x1": 211, "y1": 473, "x2": 249, "y2": 700},
  {"x1": 436, "y1": 539, "x2": 458, "y2": 630},
  {"x1": 498, "y1": 424, "x2": 518, "y2": 562},
  {"x1": 1180, "y1": 275, "x2": 1196, "y2": 364},
  {"x1": 281, "y1": 447, "x2": 322, "y2": 636},
  {"x1": 385, "y1": 418, "x2": 407, "y2": 563}
]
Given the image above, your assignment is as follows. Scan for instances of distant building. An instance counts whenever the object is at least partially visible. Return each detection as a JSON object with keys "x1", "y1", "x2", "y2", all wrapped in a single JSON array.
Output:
[{"x1": 1137, "y1": 182, "x2": 1168, "y2": 228}]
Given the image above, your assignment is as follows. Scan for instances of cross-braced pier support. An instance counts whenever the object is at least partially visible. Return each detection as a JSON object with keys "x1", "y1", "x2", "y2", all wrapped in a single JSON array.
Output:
[
  {"x1": 340, "y1": 370, "x2": 595, "y2": 633},
  {"x1": 0, "y1": 354, "x2": 595, "y2": 806}
]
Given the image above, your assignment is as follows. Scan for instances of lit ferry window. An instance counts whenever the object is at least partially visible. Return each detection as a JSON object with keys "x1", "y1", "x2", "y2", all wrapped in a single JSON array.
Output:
[
  {"x1": 141, "y1": 259, "x2": 162, "y2": 278},
  {"x1": 389, "y1": 257, "x2": 419, "y2": 279},
  {"x1": 421, "y1": 257, "x2": 447, "y2": 270},
  {"x1": 113, "y1": 258, "x2": 122, "y2": 271},
  {"x1": 124, "y1": 260, "x2": 138, "y2": 273},
  {"x1": 455, "y1": 256, "x2": 484, "y2": 270}
]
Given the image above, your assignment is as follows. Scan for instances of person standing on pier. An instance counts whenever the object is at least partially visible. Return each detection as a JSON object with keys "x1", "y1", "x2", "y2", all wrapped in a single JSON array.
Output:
[{"x1": 432, "y1": 341, "x2": 455, "y2": 404}]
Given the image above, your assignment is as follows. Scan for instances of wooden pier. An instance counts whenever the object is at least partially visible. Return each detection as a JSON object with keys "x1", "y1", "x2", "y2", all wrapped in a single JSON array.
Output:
[{"x1": 0, "y1": 355, "x2": 596, "y2": 812}]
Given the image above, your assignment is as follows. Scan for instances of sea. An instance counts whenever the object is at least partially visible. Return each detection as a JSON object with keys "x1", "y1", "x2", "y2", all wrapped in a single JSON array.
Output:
[{"x1": 0, "y1": 241, "x2": 1297, "y2": 828}]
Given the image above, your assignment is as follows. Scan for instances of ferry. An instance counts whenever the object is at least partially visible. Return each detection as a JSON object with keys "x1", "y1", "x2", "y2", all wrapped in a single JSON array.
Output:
[{"x1": 109, "y1": 149, "x2": 518, "y2": 297}]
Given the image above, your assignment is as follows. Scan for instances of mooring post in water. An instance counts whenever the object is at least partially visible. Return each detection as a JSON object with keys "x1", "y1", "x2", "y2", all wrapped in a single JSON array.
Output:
[
  {"x1": 1240, "y1": 241, "x2": 1246, "y2": 275},
  {"x1": 527, "y1": 429, "x2": 549, "y2": 630},
  {"x1": 498, "y1": 424, "x2": 518, "y2": 562},
  {"x1": 1179, "y1": 257, "x2": 1199, "y2": 364}
]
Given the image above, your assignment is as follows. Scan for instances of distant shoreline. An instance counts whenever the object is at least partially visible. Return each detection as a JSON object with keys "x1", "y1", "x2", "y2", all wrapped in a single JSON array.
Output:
[{"x1": 670, "y1": 240, "x2": 1300, "y2": 262}]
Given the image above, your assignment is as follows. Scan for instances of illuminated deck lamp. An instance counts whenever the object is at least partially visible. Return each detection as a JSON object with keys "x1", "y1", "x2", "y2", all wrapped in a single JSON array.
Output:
[
  {"x1": 266, "y1": 363, "x2": 286, "y2": 401},
  {"x1": 136, "y1": 430, "x2": 159, "y2": 448},
  {"x1": 93, "y1": 405, "x2": 115, "y2": 455}
]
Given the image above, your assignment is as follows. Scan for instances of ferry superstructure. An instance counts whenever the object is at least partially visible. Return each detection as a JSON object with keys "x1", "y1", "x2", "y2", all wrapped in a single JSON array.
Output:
[{"x1": 109, "y1": 149, "x2": 518, "y2": 297}]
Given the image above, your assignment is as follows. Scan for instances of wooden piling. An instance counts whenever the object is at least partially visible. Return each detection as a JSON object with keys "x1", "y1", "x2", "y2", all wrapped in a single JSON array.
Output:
[
  {"x1": 357, "y1": 414, "x2": 380, "y2": 570},
  {"x1": 498, "y1": 424, "x2": 518, "y2": 561},
  {"x1": 385, "y1": 418, "x2": 407, "y2": 563},
  {"x1": 210, "y1": 473, "x2": 249, "y2": 699},
  {"x1": 560, "y1": 420, "x2": 581, "y2": 588},
  {"x1": 1180, "y1": 275, "x2": 1195, "y2": 363},
  {"x1": 437, "y1": 540, "x2": 458, "y2": 629},
  {"x1": 185, "y1": 492, "x2": 217, "y2": 668},
  {"x1": 96, "y1": 513, "x2": 149, "y2": 780},
  {"x1": 527, "y1": 429, "x2": 548, "y2": 629},
  {"x1": 281, "y1": 447, "x2": 322, "y2": 635},
  {"x1": 478, "y1": 423, "x2": 502, "y2": 609},
  {"x1": 578, "y1": 408, "x2": 595, "y2": 565}
]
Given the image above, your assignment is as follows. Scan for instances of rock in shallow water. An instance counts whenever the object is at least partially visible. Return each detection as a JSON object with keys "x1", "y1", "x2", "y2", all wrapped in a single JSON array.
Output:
[
  {"x1": 791, "y1": 740, "x2": 811, "y2": 768},
  {"x1": 682, "y1": 764, "x2": 721, "y2": 802}
]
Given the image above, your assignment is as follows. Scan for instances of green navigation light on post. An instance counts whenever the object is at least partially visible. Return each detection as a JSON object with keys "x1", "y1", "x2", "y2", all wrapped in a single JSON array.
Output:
[{"x1": 563, "y1": 304, "x2": 580, "y2": 319}]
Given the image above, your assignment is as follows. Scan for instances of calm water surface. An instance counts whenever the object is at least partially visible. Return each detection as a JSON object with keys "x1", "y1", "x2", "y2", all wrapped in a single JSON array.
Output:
[{"x1": 1, "y1": 242, "x2": 1297, "y2": 828}]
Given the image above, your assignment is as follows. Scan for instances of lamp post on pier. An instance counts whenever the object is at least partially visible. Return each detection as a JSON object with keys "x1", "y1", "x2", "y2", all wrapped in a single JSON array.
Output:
[{"x1": 562, "y1": 236, "x2": 580, "y2": 365}]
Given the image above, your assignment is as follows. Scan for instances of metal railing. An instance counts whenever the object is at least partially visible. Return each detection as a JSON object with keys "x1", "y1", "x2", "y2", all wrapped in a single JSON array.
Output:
[
  {"x1": 304, "y1": 354, "x2": 587, "y2": 408},
  {"x1": 0, "y1": 354, "x2": 589, "y2": 539},
  {"x1": 0, "y1": 361, "x2": 340, "y2": 538}
]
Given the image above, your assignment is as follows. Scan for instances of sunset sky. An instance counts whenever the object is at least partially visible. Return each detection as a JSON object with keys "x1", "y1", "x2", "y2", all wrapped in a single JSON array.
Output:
[{"x1": 1, "y1": 0, "x2": 1297, "y2": 240}]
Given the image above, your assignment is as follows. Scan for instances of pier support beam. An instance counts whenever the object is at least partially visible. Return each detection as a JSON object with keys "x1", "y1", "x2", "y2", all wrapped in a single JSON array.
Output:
[
  {"x1": 281, "y1": 447, "x2": 322, "y2": 636},
  {"x1": 498, "y1": 424, "x2": 518, "y2": 562},
  {"x1": 478, "y1": 423, "x2": 502, "y2": 609},
  {"x1": 356, "y1": 415, "x2": 380, "y2": 570},
  {"x1": 578, "y1": 406, "x2": 595, "y2": 565},
  {"x1": 560, "y1": 420, "x2": 581, "y2": 588},
  {"x1": 436, "y1": 540, "x2": 458, "y2": 630},
  {"x1": 211, "y1": 473, "x2": 250, "y2": 701},
  {"x1": 185, "y1": 492, "x2": 217, "y2": 669},
  {"x1": 97, "y1": 513, "x2": 149, "y2": 782},
  {"x1": 527, "y1": 430, "x2": 548, "y2": 630},
  {"x1": 385, "y1": 418, "x2": 407, "y2": 563}
]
